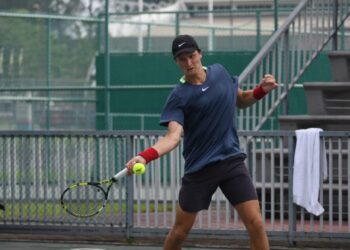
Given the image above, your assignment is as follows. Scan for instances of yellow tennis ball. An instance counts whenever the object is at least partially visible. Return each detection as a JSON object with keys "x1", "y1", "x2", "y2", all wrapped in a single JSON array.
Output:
[{"x1": 133, "y1": 163, "x2": 145, "y2": 175}]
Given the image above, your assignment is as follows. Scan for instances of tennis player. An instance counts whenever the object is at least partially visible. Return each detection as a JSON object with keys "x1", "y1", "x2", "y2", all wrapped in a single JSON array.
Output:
[{"x1": 127, "y1": 34, "x2": 277, "y2": 250}]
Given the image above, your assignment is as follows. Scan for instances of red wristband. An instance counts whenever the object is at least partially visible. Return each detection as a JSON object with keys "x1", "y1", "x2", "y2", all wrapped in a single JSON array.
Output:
[
  {"x1": 138, "y1": 147, "x2": 159, "y2": 164},
  {"x1": 253, "y1": 84, "x2": 267, "y2": 100}
]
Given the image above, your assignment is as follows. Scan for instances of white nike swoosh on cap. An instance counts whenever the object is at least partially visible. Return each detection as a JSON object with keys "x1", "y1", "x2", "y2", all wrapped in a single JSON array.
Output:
[{"x1": 178, "y1": 42, "x2": 186, "y2": 47}]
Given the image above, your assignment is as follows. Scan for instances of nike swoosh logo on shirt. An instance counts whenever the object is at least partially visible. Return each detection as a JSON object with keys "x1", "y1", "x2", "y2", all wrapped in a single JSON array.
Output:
[
  {"x1": 178, "y1": 42, "x2": 186, "y2": 47},
  {"x1": 202, "y1": 87, "x2": 209, "y2": 92}
]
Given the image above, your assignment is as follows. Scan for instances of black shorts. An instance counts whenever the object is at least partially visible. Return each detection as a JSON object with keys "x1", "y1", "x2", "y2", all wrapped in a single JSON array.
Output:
[{"x1": 179, "y1": 155, "x2": 258, "y2": 213}]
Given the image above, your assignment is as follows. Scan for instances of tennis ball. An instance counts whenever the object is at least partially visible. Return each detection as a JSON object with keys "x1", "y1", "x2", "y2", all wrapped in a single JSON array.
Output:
[{"x1": 133, "y1": 163, "x2": 145, "y2": 175}]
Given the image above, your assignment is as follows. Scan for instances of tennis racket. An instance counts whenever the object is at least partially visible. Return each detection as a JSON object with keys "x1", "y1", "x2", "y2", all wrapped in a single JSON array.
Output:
[{"x1": 60, "y1": 163, "x2": 145, "y2": 218}]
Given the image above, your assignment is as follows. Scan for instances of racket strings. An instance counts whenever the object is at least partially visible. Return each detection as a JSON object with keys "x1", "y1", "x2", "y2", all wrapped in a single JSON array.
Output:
[{"x1": 62, "y1": 184, "x2": 107, "y2": 217}]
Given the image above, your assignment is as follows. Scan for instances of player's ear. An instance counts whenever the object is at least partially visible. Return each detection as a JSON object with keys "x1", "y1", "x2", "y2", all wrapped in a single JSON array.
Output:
[
  {"x1": 197, "y1": 49, "x2": 202, "y2": 59},
  {"x1": 174, "y1": 58, "x2": 180, "y2": 67}
]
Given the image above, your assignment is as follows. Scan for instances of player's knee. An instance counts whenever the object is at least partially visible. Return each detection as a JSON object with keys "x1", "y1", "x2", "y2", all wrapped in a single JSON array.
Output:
[
  {"x1": 169, "y1": 227, "x2": 190, "y2": 242},
  {"x1": 245, "y1": 216, "x2": 265, "y2": 233}
]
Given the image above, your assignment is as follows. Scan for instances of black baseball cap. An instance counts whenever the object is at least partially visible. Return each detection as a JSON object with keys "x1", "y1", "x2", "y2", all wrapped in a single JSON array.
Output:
[{"x1": 172, "y1": 34, "x2": 200, "y2": 59}]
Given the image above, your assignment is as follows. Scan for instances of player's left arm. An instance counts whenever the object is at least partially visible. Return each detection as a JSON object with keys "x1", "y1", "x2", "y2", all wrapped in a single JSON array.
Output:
[{"x1": 236, "y1": 74, "x2": 278, "y2": 109}]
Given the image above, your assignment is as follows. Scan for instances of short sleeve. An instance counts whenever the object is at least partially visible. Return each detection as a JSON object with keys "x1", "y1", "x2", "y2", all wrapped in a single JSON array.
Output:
[
  {"x1": 159, "y1": 92, "x2": 184, "y2": 127},
  {"x1": 232, "y1": 75, "x2": 239, "y2": 85}
]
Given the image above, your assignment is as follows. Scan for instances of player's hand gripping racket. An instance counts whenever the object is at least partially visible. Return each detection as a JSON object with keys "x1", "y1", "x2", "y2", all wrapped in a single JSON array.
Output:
[{"x1": 60, "y1": 163, "x2": 145, "y2": 218}]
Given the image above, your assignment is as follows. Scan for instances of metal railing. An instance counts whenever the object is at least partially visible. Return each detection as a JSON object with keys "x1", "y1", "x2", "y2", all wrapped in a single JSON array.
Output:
[
  {"x1": 0, "y1": 130, "x2": 349, "y2": 245},
  {"x1": 1, "y1": 4, "x2": 350, "y2": 131},
  {"x1": 238, "y1": 0, "x2": 350, "y2": 131},
  {"x1": 0, "y1": 8, "x2": 281, "y2": 131},
  {"x1": 103, "y1": 8, "x2": 289, "y2": 53}
]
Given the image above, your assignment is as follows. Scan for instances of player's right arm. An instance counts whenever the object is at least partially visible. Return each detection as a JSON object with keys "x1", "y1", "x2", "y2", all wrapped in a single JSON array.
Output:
[
  {"x1": 126, "y1": 121, "x2": 183, "y2": 172},
  {"x1": 152, "y1": 121, "x2": 183, "y2": 157}
]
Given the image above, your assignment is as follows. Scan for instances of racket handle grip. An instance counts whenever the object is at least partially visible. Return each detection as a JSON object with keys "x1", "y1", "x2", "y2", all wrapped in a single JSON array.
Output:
[{"x1": 112, "y1": 168, "x2": 128, "y2": 180}]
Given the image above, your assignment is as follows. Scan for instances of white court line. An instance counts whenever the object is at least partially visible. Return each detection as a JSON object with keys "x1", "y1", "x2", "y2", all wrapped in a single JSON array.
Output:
[{"x1": 70, "y1": 248, "x2": 106, "y2": 250}]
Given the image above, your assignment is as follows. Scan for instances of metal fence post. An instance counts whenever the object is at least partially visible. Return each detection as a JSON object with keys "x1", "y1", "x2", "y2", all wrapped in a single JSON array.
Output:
[
  {"x1": 282, "y1": 29, "x2": 290, "y2": 115},
  {"x1": 97, "y1": 13, "x2": 102, "y2": 53},
  {"x1": 256, "y1": 10, "x2": 261, "y2": 51},
  {"x1": 46, "y1": 18, "x2": 52, "y2": 130},
  {"x1": 274, "y1": 0, "x2": 279, "y2": 31},
  {"x1": 288, "y1": 133, "x2": 296, "y2": 246},
  {"x1": 175, "y1": 12, "x2": 180, "y2": 36},
  {"x1": 125, "y1": 134, "x2": 134, "y2": 239},
  {"x1": 332, "y1": 0, "x2": 339, "y2": 50},
  {"x1": 147, "y1": 24, "x2": 152, "y2": 52},
  {"x1": 104, "y1": 0, "x2": 111, "y2": 130}
]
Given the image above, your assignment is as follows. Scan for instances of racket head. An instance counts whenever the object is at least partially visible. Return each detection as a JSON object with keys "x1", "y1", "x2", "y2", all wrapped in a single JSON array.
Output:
[{"x1": 60, "y1": 180, "x2": 112, "y2": 218}]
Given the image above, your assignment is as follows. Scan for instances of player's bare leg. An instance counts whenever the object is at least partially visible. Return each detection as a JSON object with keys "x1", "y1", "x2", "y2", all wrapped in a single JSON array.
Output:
[
  {"x1": 163, "y1": 204, "x2": 197, "y2": 250},
  {"x1": 235, "y1": 200, "x2": 269, "y2": 250}
]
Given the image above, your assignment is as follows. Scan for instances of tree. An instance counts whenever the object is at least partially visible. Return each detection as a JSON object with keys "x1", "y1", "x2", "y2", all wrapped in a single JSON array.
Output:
[
  {"x1": 0, "y1": 1, "x2": 104, "y2": 81},
  {"x1": 0, "y1": 0, "x2": 105, "y2": 17}
]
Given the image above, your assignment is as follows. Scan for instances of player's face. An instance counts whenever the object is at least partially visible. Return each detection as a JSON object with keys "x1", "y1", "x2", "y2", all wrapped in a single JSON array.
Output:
[{"x1": 175, "y1": 50, "x2": 203, "y2": 77}]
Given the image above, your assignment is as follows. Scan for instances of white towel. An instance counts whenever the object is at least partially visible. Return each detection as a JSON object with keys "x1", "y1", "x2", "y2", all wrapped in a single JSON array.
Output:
[{"x1": 293, "y1": 128, "x2": 327, "y2": 216}]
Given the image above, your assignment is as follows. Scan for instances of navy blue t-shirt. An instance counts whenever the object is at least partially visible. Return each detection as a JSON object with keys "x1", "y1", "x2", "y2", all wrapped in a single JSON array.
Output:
[{"x1": 160, "y1": 64, "x2": 245, "y2": 174}]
